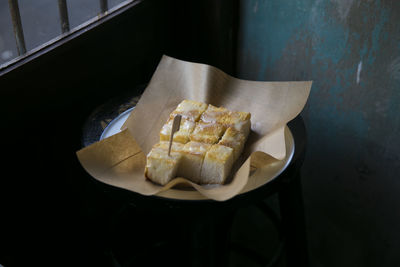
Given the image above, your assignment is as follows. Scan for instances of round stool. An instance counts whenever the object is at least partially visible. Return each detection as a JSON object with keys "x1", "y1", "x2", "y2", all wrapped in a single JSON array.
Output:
[{"x1": 81, "y1": 87, "x2": 308, "y2": 267}]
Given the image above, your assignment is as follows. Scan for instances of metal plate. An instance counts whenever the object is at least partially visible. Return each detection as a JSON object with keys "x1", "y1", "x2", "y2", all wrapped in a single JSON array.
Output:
[
  {"x1": 100, "y1": 107, "x2": 135, "y2": 140},
  {"x1": 100, "y1": 107, "x2": 295, "y2": 200}
]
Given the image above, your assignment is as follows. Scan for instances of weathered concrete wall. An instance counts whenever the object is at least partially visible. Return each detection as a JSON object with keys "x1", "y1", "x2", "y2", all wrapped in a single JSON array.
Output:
[{"x1": 237, "y1": 0, "x2": 400, "y2": 266}]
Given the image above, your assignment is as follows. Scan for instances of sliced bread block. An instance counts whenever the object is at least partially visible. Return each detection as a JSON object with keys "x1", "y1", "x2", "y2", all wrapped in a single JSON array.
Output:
[
  {"x1": 200, "y1": 104, "x2": 251, "y2": 137},
  {"x1": 227, "y1": 111, "x2": 251, "y2": 138},
  {"x1": 200, "y1": 144, "x2": 234, "y2": 184},
  {"x1": 159, "y1": 118, "x2": 196, "y2": 144},
  {"x1": 218, "y1": 127, "x2": 246, "y2": 161},
  {"x1": 145, "y1": 146, "x2": 182, "y2": 186},
  {"x1": 199, "y1": 104, "x2": 230, "y2": 124},
  {"x1": 178, "y1": 141, "x2": 211, "y2": 183},
  {"x1": 170, "y1": 100, "x2": 208, "y2": 122},
  {"x1": 189, "y1": 121, "x2": 226, "y2": 144}
]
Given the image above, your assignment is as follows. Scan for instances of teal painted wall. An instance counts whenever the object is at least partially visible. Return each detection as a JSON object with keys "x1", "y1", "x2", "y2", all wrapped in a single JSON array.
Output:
[{"x1": 237, "y1": 0, "x2": 400, "y2": 266}]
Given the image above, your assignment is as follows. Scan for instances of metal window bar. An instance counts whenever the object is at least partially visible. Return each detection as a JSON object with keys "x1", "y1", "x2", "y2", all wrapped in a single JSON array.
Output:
[
  {"x1": 8, "y1": 0, "x2": 26, "y2": 55},
  {"x1": 58, "y1": 0, "x2": 70, "y2": 33},
  {"x1": 3, "y1": 0, "x2": 139, "y2": 71},
  {"x1": 100, "y1": 0, "x2": 109, "y2": 13}
]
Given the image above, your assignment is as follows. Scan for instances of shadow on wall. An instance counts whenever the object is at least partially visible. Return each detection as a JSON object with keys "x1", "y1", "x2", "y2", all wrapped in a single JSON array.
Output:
[{"x1": 236, "y1": 0, "x2": 400, "y2": 266}]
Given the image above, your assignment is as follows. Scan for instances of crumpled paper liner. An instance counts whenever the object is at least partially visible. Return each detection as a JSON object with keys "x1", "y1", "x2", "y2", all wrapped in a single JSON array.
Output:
[{"x1": 77, "y1": 55, "x2": 311, "y2": 201}]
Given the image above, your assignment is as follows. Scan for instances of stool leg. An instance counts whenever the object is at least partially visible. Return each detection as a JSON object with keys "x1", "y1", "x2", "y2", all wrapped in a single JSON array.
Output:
[
  {"x1": 278, "y1": 172, "x2": 308, "y2": 267},
  {"x1": 188, "y1": 211, "x2": 235, "y2": 267},
  {"x1": 189, "y1": 217, "x2": 215, "y2": 267},
  {"x1": 214, "y1": 211, "x2": 236, "y2": 267}
]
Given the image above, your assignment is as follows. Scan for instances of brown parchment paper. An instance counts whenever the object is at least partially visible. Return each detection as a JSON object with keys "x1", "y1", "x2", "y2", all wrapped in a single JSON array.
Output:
[{"x1": 77, "y1": 55, "x2": 312, "y2": 201}]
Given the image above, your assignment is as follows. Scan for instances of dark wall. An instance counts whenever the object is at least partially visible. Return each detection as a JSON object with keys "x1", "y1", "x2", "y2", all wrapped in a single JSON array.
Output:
[
  {"x1": 237, "y1": 0, "x2": 400, "y2": 266},
  {"x1": 166, "y1": 0, "x2": 239, "y2": 75},
  {"x1": 0, "y1": 1, "x2": 169, "y2": 266},
  {"x1": 0, "y1": 1, "x2": 239, "y2": 266}
]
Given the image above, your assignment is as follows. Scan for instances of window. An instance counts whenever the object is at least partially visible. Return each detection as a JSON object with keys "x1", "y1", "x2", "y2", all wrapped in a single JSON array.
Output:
[{"x1": 0, "y1": 0, "x2": 135, "y2": 69}]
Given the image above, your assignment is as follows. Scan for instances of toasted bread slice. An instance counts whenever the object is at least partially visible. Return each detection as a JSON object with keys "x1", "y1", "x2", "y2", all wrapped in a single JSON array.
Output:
[
  {"x1": 178, "y1": 141, "x2": 211, "y2": 183},
  {"x1": 200, "y1": 144, "x2": 234, "y2": 184},
  {"x1": 153, "y1": 141, "x2": 185, "y2": 152},
  {"x1": 218, "y1": 127, "x2": 246, "y2": 161},
  {"x1": 228, "y1": 111, "x2": 251, "y2": 137},
  {"x1": 170, "y1": 100, "x2": 208, "y2": 122},
  {"x1": 190, "y1": 121, "x2": 226, "y2": 144},
  {"x1": 201, "y1": 105, "x2": 251, "y2": 137},
  {"x1": 199, "y1": 104, "x2": 230, "y2": 124},
  {"x1": 145, "y1": 146, "x2": 182, "y2": 185},
  {"x1": 160, "y1": 118, "x2": 196, "y2": 144}
]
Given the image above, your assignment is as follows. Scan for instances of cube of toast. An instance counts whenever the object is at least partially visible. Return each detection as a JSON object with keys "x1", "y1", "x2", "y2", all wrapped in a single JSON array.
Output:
[
  {"x1": 178, "y1": 141, "x2": 211, "y2": 183},
  {"x1": 218, "y1": 127, "x2": 246, "y2": 161},
  {"x1": 201, "y1": 105, "x2": 251, "y2": 137},
  {"x1": 199, "y1": 104, "x2": 230, "y2": 124},
  {"x1": 200, "y1": 144, "x2": 234, "y2": 184},
  {"x1": 170, "y1": 100, "x2": 208, "y2": 122},
  {"x1": 190, "y1": 121, "x2": 225, "y2": 144},
  {"x1": 153, "y1": 141, "x2": 184, "y2": 152},
  {"x1": 160, "y1": 118, "x2": 196, "y2": 144},
  {"x1": 228, "y1": 111, "x2": 251, "y2": 138},
  {"x1": 145, "y1": 147, "x2": 182, "y2": 186}
]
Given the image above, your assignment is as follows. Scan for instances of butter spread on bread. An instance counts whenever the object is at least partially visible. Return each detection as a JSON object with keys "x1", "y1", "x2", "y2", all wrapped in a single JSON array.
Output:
[
  {"x1": 145, "y1": 147, "x2": 182, "y2": 186},
  {"x1": 170, "y1": 100, "x2": 208, "y2": 122},
  {"x1": 189, "y1": 121, "x2": 226, "y2": 144},
  {"x1": 178, "y1": 141, "x2": 211, "y2": 183},
  {"x1": 160, "y1": 118, "x2": 196, "y2": 144},
  {"x1": 200, "y1": 144, "x2": 234, "y2": 184},
  {"x1": 218, "y1": 127, "x2": 247, "y2": 161}
]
